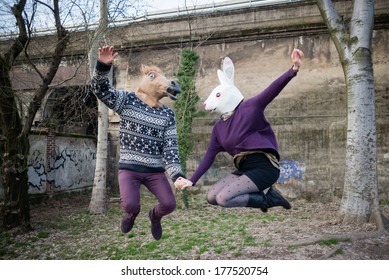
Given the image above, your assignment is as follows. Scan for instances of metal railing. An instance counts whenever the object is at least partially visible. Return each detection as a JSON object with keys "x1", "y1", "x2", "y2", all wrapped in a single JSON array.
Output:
[
  {"x1": 0, "y1": 0, "x2": 302, "y2": 40},
  {"x1": 135, "y1": 0, "x2": 301, "y2": 20}
]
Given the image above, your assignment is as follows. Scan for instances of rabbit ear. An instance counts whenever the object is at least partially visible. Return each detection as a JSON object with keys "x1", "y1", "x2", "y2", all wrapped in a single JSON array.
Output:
[
  {"x1": 222, "y1": 57, "x2": 235, "y2": 83},
  {"x1": 217, "y1": 69, "x2": 231, "y2": 86}
]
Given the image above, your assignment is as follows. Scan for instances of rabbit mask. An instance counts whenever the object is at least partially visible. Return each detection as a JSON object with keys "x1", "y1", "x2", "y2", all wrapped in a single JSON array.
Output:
[{"x1": 204, "y1": 57, "x2": 244, "y2": 115}]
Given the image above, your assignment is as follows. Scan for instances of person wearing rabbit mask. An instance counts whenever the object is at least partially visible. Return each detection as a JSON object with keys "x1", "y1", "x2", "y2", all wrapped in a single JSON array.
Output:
[{"x1": 175, "y1": 49, "x2": 304, "y2": 212}]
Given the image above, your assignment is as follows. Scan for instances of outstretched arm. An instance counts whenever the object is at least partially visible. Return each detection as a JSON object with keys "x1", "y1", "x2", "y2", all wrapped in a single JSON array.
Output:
[
  {"x1": 246, "y1": 48, "x2": 304, "y2": 110},
  {"x1": 174, "y1": 127, "x2": 223, "y2": 190},
  {"x1": 91, "y1": 45, "x2": 126, "y2": 113}
]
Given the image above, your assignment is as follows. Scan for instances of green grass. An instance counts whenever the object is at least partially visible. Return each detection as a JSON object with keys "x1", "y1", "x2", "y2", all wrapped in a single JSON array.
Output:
[
  {"x1": 335, "y1": 248, "x2": 344, "y2": 255},
  {"x1": 37, "y1": 231, "x2": 50, "y2": 239},
  {"x1": 0, "y1": 189, "x2": 295, "y2": 260},
  {"x1": 318, "y1": 238, "x2": 339, "y2": 246},
  {"x1": 380, "y1": 199, "x2": 389, "y2": 206}
]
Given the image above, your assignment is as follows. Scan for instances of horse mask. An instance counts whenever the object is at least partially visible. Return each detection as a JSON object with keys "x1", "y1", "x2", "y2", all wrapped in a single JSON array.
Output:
[
  {"x1": 204, "y1": 57, "x2": 244, "y2": 115},
  {"x1": 138, "y1": 65, "x2": 181, "y2": 101}
]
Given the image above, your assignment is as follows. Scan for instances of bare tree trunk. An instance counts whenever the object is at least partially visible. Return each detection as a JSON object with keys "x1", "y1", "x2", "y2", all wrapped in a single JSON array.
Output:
[
  {"x1": 0, "y1": 0, "x2": 69, "y2": 231},
  {"x1": 88, "y1": 0, "x2": 110, "y2": 214},
  {"x1": 0, "y1": 63, "x2": 31, "y2": 231},
  {"x1": 342, "y1": 49, "x2": 378, "y2": 224},
  {"x1": 316, "y1": 0, "x2": 381, "y2": 226}
]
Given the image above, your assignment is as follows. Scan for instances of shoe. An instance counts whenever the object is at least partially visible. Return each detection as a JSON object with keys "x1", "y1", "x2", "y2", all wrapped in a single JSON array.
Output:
[
  {"x1": 149, "y1": 208, "x2": 162, "y2": 240},
  {"x1": 266, "y1": 187, "x2": 291, "y2": 210},
  {"x1": 246, "y1": 192, "x2": 268, "y2": 213},
  {"x1": 246, "y1": 187, "x2": 291, "y2": 212},
  {"x1": 121, "y1": 213, "x2": 138, "y2": 234}
]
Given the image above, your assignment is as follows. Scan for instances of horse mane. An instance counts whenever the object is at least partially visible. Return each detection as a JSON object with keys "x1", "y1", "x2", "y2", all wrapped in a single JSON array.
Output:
[{"x1": 140, "y1": 65, "x2": 163, "y2": 76}]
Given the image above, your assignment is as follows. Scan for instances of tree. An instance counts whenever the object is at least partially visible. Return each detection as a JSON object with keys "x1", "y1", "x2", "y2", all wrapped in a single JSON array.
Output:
[
  {"x1": 88, "y1": 0, "x2": 110, "y2": 214},
  {"x1": 87, "y1": 0, "x2": 147, "y2": 213},
  {"x1": 316, "y1": 0, "x2": 383, "y2": 227},
  {"x1": 0, "y1": 0, "x2": 69, "y2": 231},
  {"x1": 0, "y1": 0, "x2": 147, "y2": 229}
]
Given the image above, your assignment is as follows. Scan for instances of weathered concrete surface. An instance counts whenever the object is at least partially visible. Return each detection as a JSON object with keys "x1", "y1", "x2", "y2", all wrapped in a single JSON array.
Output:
[
  {"x1": 1, "y1": 0, "x2": 388, "y2": 201},
  {"x1": 110, "y1": 29, "x2": 389, "y2": 202}
]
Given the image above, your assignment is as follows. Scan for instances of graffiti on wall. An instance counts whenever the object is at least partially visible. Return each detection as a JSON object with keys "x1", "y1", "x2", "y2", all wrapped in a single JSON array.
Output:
[
  {"x1": 28, "y1": 135, "x2": 96, "y2": 194},
  {"x1": 28, "y1": 139, "x2": 47, "y2": 194},
  {"x1": 49, "y1": 143, "x2": 96, "y2": 190},
  {"x1": 277, "y1": 159, "x2": 304, "y2": 185}
]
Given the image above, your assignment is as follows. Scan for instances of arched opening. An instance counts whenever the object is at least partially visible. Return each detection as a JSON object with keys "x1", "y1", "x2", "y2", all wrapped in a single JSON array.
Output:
[{"x1": 42, "y1": 85, "x2": 98, "y2": 136}]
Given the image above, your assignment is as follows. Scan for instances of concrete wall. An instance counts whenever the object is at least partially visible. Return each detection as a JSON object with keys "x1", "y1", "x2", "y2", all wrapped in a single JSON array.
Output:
[
  {"x1": 27, "y1": 133, "x2": 96, "y2": 196},
  {"x1": 195, "y1": 33, "x2": 388, "y2": 202},
  {"x1": 1, "y1": 0, "x2": 388, "y2": 201},
  {"x1": 106, "y1": 28, "x2": 389, "y2": 202},
  {"x1": 104, "y1": 1, "x2": 389, "y2": 202}
]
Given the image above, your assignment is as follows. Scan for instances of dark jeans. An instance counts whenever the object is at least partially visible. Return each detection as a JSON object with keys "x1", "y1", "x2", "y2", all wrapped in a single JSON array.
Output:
[{"x1": 118, "y1": 169, "x2": 176, "y2": 218}]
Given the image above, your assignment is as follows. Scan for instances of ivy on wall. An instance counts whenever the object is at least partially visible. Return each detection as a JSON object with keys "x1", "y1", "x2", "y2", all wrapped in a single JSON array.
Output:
[{"x1": 174, "y1": 48, "x2": 200, "y2": 208}]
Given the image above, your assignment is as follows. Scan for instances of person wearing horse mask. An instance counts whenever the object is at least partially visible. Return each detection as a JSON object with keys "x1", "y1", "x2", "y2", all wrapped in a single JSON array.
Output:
[
  {"x1": 91, "y1": 45, "x2": 183, "y2": 240},
  {"x1": 175, "y1": 49, "x2": 304, "y2": 213}
]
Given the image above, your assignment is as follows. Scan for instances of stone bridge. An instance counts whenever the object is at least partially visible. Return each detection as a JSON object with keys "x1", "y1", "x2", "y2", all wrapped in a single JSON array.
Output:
[{"x1": 2, "y1": 0, "x2": 389, "y2": 201}]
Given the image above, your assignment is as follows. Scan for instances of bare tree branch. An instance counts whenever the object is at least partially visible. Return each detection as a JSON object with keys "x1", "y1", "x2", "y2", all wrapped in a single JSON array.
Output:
[
  {"x1": 316, "y1": 0, "x2": 351, "y2": 62},
  {"x1": 35, "y1": 0, "x2": 55, "y2": 13},
  {"x1": 350, "y1": 0, "x2": 374, "y2": 54},
  {"x1": 4, "y1": 0, "x2": 28, "y2": 67},
  {"x1": 21, "y1": 0, "x2": 70, "y2": 137}
]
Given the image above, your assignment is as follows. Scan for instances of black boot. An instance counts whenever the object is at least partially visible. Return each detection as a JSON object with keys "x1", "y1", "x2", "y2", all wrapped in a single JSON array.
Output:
[
  {"x1": 120, "y1": 209, "x2": 140, "y2": 234},
  {"x1": 265, "y1": 187, "x2": 291, "y2": 210},
  {"x1": 149, "y1": 208, "x2": 162, "y2": 240},
  {"x1": 246, "y1": 193, "x2": 268, "y2": 213},
  {"x1": 246, "y1": 188, "x2": 291, "y2": 212}
]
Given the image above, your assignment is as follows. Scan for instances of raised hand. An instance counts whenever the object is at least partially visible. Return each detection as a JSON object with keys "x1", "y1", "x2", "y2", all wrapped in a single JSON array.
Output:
[
  {"x1": 291, "y1": 48, "x2": 304, "y2": 72},
  {"x1": 98, "y1": 45, "x2": 119, "y2": 65},
  {"x1": 174, "y1": 177, "x2": 193, "y2": 190}
]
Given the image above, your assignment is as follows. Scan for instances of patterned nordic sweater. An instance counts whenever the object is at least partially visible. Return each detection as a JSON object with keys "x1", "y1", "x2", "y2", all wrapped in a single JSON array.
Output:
[{"x1": 91, "y1": 61, "x2": 184, "y2": 182}]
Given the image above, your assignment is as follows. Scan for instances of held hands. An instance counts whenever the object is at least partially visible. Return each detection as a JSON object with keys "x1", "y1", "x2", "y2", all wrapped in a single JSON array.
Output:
[
  {"x1": 291, "y1": 48, "x2": 304, "y2": 72},
  {"x1": 98, "y1": 45, "x2": 119, "y2": 65},
  {"x1": 174, "y1": 177, "x2": 193, "y2": 190}
]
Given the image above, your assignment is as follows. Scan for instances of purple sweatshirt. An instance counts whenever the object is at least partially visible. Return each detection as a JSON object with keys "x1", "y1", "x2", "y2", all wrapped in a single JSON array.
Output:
[{"x1": 189, "y1": 67, "x2": 297, "y2": 185}]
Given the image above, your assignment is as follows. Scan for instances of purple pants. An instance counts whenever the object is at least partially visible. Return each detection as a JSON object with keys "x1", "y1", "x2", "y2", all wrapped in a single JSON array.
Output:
[{"x1": 118, "y1": 169, "x2": 176, "y2": 219}]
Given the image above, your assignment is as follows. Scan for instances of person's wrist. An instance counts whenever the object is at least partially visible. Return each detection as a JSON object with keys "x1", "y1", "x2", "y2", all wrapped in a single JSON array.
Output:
[
  {"x1": 97, "y1": 59, "x2": 112, "y2": 66},
  {"x1": 96, "y1": 60, "x2": 112, "y2": 72}
]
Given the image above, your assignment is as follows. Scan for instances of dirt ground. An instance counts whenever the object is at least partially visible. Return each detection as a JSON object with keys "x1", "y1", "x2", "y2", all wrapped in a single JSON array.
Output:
[
  {"x1": 241, "y1": 200, "x2": 389, "y2": 260},
  {"x1": 1, "y1": 192, "x2": 389, "y2": 260}
]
